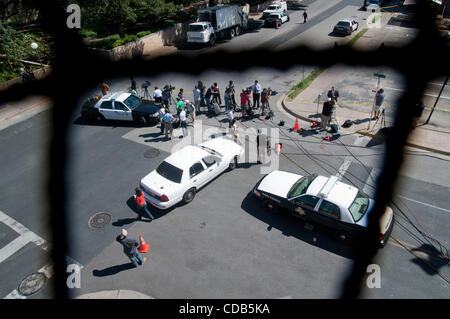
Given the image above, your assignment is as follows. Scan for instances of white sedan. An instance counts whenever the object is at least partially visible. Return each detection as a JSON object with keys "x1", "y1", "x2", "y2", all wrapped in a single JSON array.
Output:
[{"x1": 139, "y1": 138, "x2": 244, "y2": 209}]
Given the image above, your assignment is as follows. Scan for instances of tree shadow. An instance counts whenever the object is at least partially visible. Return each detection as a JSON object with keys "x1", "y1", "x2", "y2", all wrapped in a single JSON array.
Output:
[
  {"x1": 410, "y1": 243, "x2": 450, "y2": 277},
  {"x1": 93, "y1": 263, "x2": 135, "y2": 277},
  {"x1": 240, "y1": 192, "x2": 359, "y2": 259}
]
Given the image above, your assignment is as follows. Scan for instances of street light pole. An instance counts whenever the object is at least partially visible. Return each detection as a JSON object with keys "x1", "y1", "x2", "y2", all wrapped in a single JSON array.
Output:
[{"x1": 425, "y1": 74, "x2": 449, "y2": 125}]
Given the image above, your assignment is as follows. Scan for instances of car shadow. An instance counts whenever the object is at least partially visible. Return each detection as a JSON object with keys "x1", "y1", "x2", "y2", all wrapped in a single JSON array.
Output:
[
  {"x1": 93, "y1": 263, "x2": 136, "y2": 277},
  {"x1": 328, "y1": 32, "x2": 348, "y2": 38},
  {"x1": 73, "y1": 116, "x2": 158, "y2": 128},
  {"x1": 240, "y1": 192, "x2": 359, "y2": 259}
]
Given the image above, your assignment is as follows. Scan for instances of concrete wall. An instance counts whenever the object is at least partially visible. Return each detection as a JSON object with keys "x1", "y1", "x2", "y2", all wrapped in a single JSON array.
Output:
[{"x1": 0, "y1": 66, "x2": 51, "y2": 91}]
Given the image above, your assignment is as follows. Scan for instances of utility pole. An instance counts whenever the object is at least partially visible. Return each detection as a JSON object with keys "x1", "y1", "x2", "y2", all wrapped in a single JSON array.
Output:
[
  {"x1": 368, "y1": 71, "x2": 386, "y2": 130},
  {"x1": 425, "y1": 74, "x2": 449, "y2": 125}
]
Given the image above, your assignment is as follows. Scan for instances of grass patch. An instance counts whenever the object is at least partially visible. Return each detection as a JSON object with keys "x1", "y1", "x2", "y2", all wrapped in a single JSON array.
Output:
[
  {"x1": 286, "y1": 68, "x2": 325, "y2": 100},
  {"x1": 346, "y1": 28, "x2": 368, "y2": 47}
]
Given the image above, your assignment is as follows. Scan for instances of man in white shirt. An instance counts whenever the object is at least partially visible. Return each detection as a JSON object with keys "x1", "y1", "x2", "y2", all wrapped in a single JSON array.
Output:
[
  {"x1": 179, "y1": 108, "x2": 188, "y2": 137},
  {"x1": 193, "y1": 85, "x2": 201, "y2": 113},
  {"x1": 251, "y1": 80, "x2": 261, "y2": 109},
  {"x1": 159, "y1": 106, "x2": 166, "y2": 133},
  {"x1": 153, "y1": 86, "x2": 162, "y2": 103}
]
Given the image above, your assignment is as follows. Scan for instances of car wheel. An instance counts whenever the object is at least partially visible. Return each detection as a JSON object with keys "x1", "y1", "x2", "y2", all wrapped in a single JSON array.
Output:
[
  {"x1": 183, "y1": 188, "x2": 196, "y2": 204},
  {"x1": 228, "y1": 156, "x2": 238, "y2": 170},
  {"x1": 137, "y1": 115, "x2": 148, "y2": 126},
  {"x1": 95, "y1": 113, "x2": 105, "y2": 122},
  {"x1": 209, "y1": 36, "x2": 216, "y2": 47},
  {"x1": 287, "y1": 16, "x2": 290, "y2": 22},
  {"x1": 235, "y1": 26, "x2": 241, "y2": 36},
  {"x1": 229, "y1": 28, "x2": 235, "y2": 39}
]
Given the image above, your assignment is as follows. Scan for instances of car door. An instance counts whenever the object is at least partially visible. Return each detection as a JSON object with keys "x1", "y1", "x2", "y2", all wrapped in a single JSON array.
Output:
[
  {"x1": 189, "y1": 161, "x2": 210, "y2": 189},
  {"x1": 291, "y1": 195, "x2": 321, "y2": 220},
  {"x1": 316, "y1": 199, "x2": 343, "y2": 230},
  {"x1": 352, "y1": 20, "x2": 358, "y2": 31},
  {"x1": 113, "y1": 101, "x2": 133, "y2": 121},
  {"x1": 97, "y1": 100, "x2": 115, "y2": 120},
  {"x1": 202, "y1": 155, "x2": 224, "y2": 181}
]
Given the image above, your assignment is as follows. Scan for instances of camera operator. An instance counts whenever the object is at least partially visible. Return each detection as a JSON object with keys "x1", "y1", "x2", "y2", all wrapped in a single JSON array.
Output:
[{"x1": 261, "y1": 88, "x2": 272, "y2": 116}]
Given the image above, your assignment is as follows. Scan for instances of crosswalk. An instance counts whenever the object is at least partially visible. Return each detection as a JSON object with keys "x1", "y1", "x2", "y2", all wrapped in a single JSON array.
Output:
[{"x1": 0, "y1": 210, "x2": 83, "y2": 299}]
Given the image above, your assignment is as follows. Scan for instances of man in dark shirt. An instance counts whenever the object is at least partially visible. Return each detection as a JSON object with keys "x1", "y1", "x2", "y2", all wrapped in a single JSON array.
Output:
[
  {"x1": 327, "y1": 86, "x2": 339, "y2": 106},
  {"x1": 116, "y1": 229, "x2": 146, "y2": 267},
  {"x1": 321, "y1": 98, "x2": 333, "y2": 130}
]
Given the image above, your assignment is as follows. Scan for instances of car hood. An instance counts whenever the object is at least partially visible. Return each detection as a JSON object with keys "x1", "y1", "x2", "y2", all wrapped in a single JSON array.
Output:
[
  {"x1": 257, "y1": 170, "x2": 302, "y2": 199},
  {"x1": 140, "y1": 170, "x2": 182, "y2": 198},
  {"x1": 199, "y1": 138, "x2": 243, "y2": 160},
  {"x1": 134, "y1": 102, "x2": 159, "y2": 115},
  {"x1": 356, "y1": 200, "x2": 394, "y2": 234}
]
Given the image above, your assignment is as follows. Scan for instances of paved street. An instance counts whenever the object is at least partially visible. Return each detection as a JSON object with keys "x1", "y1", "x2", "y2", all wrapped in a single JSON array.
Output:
[{"x1": 0, "y1": 0, "x2": 448, "y2": 300}]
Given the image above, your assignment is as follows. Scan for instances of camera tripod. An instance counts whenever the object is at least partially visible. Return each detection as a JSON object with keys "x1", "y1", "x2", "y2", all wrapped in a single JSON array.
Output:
[{"x1": 372, "y1": 108, "x2": 386, "y2": 129}]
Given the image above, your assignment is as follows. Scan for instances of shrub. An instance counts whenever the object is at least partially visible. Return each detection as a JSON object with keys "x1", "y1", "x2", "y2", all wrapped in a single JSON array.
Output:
[
  {"x1": 112, "y1": 34, "x2": 139, "y2": 48},
  {"x1": 79, "y1": 29, "x2": 97, "y2": 38},
  {"x1": 88, "y1": 34, "x2": 120, "y2": 49},
  {"x1": 137, "y1": 31, "x2": 152, "y2": 38}
]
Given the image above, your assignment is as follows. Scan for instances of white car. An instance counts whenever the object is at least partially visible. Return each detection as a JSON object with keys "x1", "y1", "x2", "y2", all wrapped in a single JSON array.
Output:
[
  {"x1": 139, "y1": 138, "x2": 244, "y2": 209},
  {"x1": 252, "y1": 171, "x2": 394, "y2": 247},
  {"x1": 333, "y1": 19, "x2": 359, "y2": 35},
  {"x1": 265, "y1": 12, "x2": 290, "y2": 27},
  {"x1": 263, "y1": 1, "x2": 288, "y2": 19}
]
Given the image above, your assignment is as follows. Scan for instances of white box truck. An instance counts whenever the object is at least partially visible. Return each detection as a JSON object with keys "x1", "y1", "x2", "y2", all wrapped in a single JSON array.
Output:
[
  {"x1": 187, "y1": 5, "x2": 249, "y2": 46},
  {"x1": 262, "y1": 1, "x2": 288, "y2": 20}
]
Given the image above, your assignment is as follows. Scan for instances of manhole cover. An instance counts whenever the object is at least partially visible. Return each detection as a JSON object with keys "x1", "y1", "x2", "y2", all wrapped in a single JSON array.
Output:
[
  {"x1": 89, "y1": 212, "x2": 112, "y2": 229},
  {"x1": 18, "y1": 272, "x2": 47, "y2": 296},
  {"x1": 144, "y1": 147, "x2": 160, "y2": 159}
]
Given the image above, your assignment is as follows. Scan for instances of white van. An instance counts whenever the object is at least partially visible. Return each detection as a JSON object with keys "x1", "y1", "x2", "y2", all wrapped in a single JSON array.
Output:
[{"x1": 263, "y1": 1, "x2": 288, "y2": 19}]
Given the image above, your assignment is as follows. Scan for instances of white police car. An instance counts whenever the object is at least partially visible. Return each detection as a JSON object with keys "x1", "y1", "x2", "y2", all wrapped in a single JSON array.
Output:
[
  {"x1": 139, "y1": 137, "x2": 244, "y2": 210},
  {"x1": 81, "y1": 91, "x2": 161, "y2": 125},
  {"x1": 252, "y1": 171, "x2": 394, "y2": 246}
]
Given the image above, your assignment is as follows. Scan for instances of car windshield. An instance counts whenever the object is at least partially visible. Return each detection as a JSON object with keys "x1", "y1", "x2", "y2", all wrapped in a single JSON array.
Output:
[
  {"x1": 189, "y1": 25, "x2": 204, "y2": 32},
  {"x1": 337, "y1": 21, "x2": 351, "y2": 27},
  {"x1": 267, "y1": 5, "x2": 279, "y2": 10},
  {"x1": 369, "y1": 0, "x2": 379, "y2": 4},
  {"x1": 122, "y1": 95, "x2": 142, "y2": 109},
  {"x1": 288, "y1": 174, "x2": 317, "y2": 198},
  {"x1": 348, "y1": 191, "x2": 370, "y2": 222},
  {"x1": 156, "y1": 161, "x2": 183, "y2": 184}
]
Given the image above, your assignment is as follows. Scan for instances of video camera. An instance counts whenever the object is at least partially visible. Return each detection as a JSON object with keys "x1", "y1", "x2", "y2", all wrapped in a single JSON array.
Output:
[
  {"x1": 245, "y1": 86, "x2": 252, "y2": 94},
  {"x1": 164, "y1": 84, "x2": 176, "y2": 92}
]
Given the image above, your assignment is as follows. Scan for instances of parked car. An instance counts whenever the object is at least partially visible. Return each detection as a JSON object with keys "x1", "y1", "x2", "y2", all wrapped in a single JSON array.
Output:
[
  {"x1": 265, "y1": 12, "x2": 290, "y2": 27},
  {"x1": 81, "y1": 91, "x2": 161, "y2": 125},
  {"x1": 366, "y1": 0, "x2": 381, "y2": 12},
  {"x1": 333, "y1": 19, "x2": 359, "y2": 35},
  {"x1": 139, "y1": 138, "x2": 244, "y2": 209},
  {"x1": 252, "y1": 171, "x2": 394, "y2": 247}
]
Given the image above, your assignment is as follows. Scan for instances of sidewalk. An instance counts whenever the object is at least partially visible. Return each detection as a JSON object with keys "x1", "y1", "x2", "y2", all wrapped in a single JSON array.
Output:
[{"x1": 279, "y1": 12, "x2": 450, "y2": 157}]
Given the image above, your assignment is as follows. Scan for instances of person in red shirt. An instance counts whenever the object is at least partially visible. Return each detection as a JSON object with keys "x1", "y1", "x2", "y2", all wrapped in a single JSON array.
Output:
[
  {"x1": 134, "y1": 188, "x2": 154, "y2": 220},
  {"x1": 240, "y1": 89, "x2": 251, "y2": 118}
]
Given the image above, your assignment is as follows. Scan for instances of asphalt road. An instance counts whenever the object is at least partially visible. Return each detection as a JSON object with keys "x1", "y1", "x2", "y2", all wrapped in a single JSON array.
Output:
[{"x1": 1, "y1": 67, "x2": 448, "y2": 299}]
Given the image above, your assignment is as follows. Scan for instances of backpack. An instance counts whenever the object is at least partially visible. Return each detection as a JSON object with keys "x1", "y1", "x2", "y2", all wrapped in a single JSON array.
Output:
[
  {"x1": 330, "y1": 124, "x2": 339, "y2": 133},
  {"x1": 342, "y1": 120, "x2": 353, "y2": 128}
]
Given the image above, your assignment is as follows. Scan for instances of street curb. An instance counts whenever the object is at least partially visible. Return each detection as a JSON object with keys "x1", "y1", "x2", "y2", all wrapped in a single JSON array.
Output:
[
  {"x1": 356, "y1": 129, "x2": 450, "y2": 156},
  {"x1": 281, "y1": 95, "x2": 314, "y2": 124},
  {"x1": 74, "y1": 289, "x2": 154, "y2": 299}
]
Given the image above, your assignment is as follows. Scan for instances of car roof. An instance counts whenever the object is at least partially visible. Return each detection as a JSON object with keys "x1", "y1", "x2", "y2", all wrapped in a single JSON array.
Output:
[
  {"x1": 98, "y1": 91, "x2": 130, "y2": 103},
  {"x1": 338, "y1": 19, "x2": 352, "y2": 23},
  {"x1": 306, "y1": 175, "x2": 358, "y2": 208},
  {"x1": 164, "y1": 145, "x2": 210, "y2": 170}
]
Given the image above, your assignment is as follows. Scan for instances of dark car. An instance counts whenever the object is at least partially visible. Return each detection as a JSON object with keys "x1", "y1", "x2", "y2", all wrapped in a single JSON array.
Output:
[{"x1": 81, "y1": 91, "x2": 161, "y2": 125}]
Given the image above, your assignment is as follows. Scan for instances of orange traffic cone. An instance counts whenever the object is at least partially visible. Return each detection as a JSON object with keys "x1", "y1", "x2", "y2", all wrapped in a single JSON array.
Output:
[
  {"x1": 138, "y1": 234, "x2": 150, "y2": 253},
  {"x1": 311, "y1": 121, "x2": 317, "y2": 128},
  {"x1": 275, "y1": 20, "x2": 279, "y2": 29},
  {"x1": 275, "y1": 143, "x2": 282, "y2": 155},
  {"x1": 293, "y1": 118, "x2": 300, "y2": 131}
]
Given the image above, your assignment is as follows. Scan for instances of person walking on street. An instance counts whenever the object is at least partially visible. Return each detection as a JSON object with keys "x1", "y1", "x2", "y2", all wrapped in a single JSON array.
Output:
[
  {"x1": 256, "y1": 129, "x2": 270, "y2": 164},
  {"x1": 100, "y1": 80, "x2": 110, "y2": 96},
  {"x1": 134, "y1": 188, "x2": 154, "y2": 220},
  {"x1": 186, "y1": 100, "x2": 195, "y2": 123},
  {"x1": 179, "y1": 108, "x2": 188, "y2": 137},
  {"x1": 224, "y1": 84, "x2": 232, "y2": 112},
  {"x1": 321, "y1": 97, "x2": 333, "y2": 130},
  {"x1": 161, "y1": 111, "x2": 175, "y2": 139},
  {"x1": 142, "y1": 80, "x2": 151, "y2": 99},
  {"x1": 327, "y1": 86, "x2": 339, "y2": 106},
  {"x1": 176, "y1": 96, "x2": 185, "y2": 112},
  {"x1": 178, "y1": 88, "x2": 185, "y2": 101},
  {"x1": 373, "y1": 88, "x2": 385, "y2": 120},
  {"x1": 303, "y1": 11, "x2": 308, "y2": 23},
  {"x1": 116, "y1": 229, "x2": 147, "y2": 268},
  {"x1": 261, "y1": 88, "x2": 270, "y2": 116},
  {"x1": 230, "y1": 118, "x2": 242, "y2": 144},
  {"x1": 162, "y1": 86, "x2": 170, "y2": 109},
  {"x1": 252, "y1": 80, "x2": 261, "y2": 109},
  {"x1": 159, "y1": 105, "x2": 166, "y2": 134},
  {"x1": 229, "y1": 80, "x2": 236, "y2": 106},
  {"x1": 130, "y1": 77, "x2": 137, "y2": 91},
  {"x1": 227, "y1": 105, "x2": 234, "y2": 127}
]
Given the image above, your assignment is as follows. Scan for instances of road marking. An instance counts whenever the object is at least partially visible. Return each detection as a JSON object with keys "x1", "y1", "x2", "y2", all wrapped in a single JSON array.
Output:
[
  {"x1": 363, "y1": 167, "x2": 379, "y2": 196},
  {"x1": 336, "y1": 135, "x2": 367, "y2": 180},
  {"x1": 396, "y1": 195, "x2": 450, "y2": 214},
  {"x1": 383, "y1": 86, "x2": 450, "y2": 101},
  {"x1": 0, "y1": 210, "x2": 83, "y2": 299}
]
